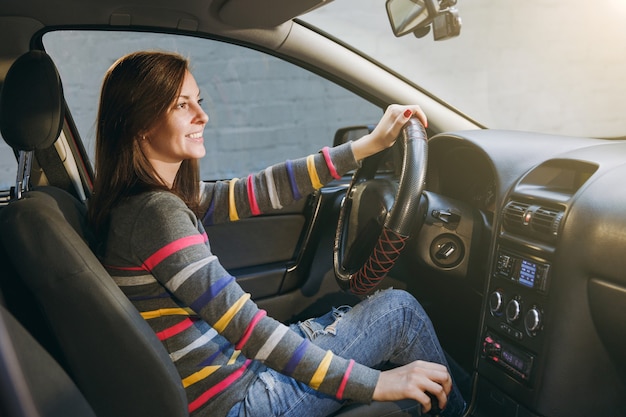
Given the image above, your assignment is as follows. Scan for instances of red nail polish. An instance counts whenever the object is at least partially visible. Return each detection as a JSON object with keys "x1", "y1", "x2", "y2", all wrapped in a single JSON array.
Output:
[{"x1": 403, "y1": 109, "x2": 413, "y2": 118}]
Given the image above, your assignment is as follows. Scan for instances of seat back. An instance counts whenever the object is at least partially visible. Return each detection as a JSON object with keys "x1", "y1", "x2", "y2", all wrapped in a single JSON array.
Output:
[
  {"x1": 0, "y1": 187, "x2": 189, "y2": 417},
  {"x1": 0, "y1": 303, "x2": 97, "y2": 417},
  {"x1": 0, "y1": 50, "x2": 188, "y2": 417}
]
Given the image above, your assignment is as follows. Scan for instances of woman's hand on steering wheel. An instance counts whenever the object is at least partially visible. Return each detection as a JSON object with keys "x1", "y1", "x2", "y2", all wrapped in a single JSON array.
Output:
[{"x1": 351, "y1": 104, "x2": 427, "y2": 161}]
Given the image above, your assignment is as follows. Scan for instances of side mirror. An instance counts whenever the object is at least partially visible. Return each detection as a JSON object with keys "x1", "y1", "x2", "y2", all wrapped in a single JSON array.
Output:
[
  {"x1": 333, "y1": 124, "x2": 401, "y2": 175},
  {"x1": 333, "y1": 125, "x2": 374, "y2": 147}
]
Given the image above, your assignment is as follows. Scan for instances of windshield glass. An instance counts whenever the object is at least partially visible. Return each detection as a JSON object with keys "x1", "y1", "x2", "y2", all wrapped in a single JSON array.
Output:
[{"x1": 304, "y1": 0, "x2": 626, "y2": 138}]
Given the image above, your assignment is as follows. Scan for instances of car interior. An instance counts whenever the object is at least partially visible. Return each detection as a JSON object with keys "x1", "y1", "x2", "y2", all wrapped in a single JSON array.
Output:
[{"x1": 1, "y1": 1, "x2": 625, "y2": 417}]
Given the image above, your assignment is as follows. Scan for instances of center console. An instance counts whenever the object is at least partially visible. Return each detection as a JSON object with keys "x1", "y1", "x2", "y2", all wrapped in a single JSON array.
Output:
[
  {"x1": 483, "y1": 247, "x2": 550, "y2": 383},
  {"x1": 475, "y1": 159, "x2": 598, "y2": 416}
]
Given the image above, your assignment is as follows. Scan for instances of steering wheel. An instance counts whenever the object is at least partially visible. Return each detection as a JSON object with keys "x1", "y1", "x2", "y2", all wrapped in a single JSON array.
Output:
[{"x1": 334, "y1": 116, "x2": 428, "y2": 295}]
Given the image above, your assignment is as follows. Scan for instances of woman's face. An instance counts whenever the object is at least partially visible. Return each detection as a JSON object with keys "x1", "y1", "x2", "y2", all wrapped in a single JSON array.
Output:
[{"x1": 142, "y1": 70, "x2": 209, "y2": 169}]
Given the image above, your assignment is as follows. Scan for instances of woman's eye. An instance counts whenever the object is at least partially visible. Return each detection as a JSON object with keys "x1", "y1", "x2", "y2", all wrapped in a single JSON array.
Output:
[
  {"x1": 176, "y1": 102, "x2": 188, "y2": 109},
  {"x1": 198, "y1": 98, "x2": 204, "y2": 106}
]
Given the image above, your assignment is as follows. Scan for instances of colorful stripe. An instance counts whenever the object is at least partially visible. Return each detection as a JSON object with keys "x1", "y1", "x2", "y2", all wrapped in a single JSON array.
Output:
[
  {"x1": 187, "y1": 359, "x2": 252, "y2": 413},
  {"x1": 190, "y1": 274, "x2": 235, "y2": 312},
  {"x1": 309, "y1": 351, "x2": 333, "y2": 390},
  {"x1": 166, "y1": 256, "x2": 215, "y2": 292},
  {"x1": 170, "y1": 328, "x2": 218, "y2": 362},
  {"x1": 306, "y1": 155, "x2": 323, "y2": 189},
  {"x1": 155, "y1": 317, "x2": 196, "y2": 341},
  {"x1": 283, "y1": 339, "x2": 310, "y2": 375},
  {"x1": 142, "y1": 233, "x2": 208, "y2": 272},
  {"x1": 228, "y1": 178, "x2": 240, "y2": 221},
  {"x1": 182, "y1": 365, "x2": 220, "y2": 388},
  {"x1": 227, "y1": 350, "x2": 241, "y2": 365},
  {"x1": 140, "y1": 307, "x2": 194, "y2": 320},
  {"x1": 246, "y1": 174, "x2": 261, "y2": 215},
  {"x1": 198, "y1": 339, "x2": 232, "y2": 367},
  {"x1": 201, "y1": 199, "x2": 215, "y2": 225},
  {"x1": 264, "y1": 167, "x2": 282, "y2": 209},
  {"x1": 213, "y1": 293, "x2": 251, "y2": 333},
  {"x1": 322, "y1": 146, "x2": 341, "y2": 180},
  {"x1": 256, "y1": 325, "x2": 289, "y2": 361},
  {"x1": 235, "y1": 310, "x2": 267, "y2": 350},
  {"x1": 336, "y1": 359, "x2": 354, "y2": 400},
  {"x1": 285, "y1": 160, "x2": 302, "y2": 200}
]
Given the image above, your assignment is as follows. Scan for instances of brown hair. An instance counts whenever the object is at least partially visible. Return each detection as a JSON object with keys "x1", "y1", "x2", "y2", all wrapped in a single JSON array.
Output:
[{"x1": 88, "y1": 51, "x2": 201, "y2": 239}]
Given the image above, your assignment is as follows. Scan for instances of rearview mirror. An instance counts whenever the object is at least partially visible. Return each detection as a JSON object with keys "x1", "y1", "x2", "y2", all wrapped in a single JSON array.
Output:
[
  {"x1": 386, "y1": 0, "x2": 438, "y2": 37},
  {"x1": 386, "y1": 0, "x2": 462, "y2": 40}
]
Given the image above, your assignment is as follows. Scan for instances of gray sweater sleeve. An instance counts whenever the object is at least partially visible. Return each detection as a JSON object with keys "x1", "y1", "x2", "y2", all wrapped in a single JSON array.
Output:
[{"x1": 199, "y1": 142, "x2": 358, "y2": 225}]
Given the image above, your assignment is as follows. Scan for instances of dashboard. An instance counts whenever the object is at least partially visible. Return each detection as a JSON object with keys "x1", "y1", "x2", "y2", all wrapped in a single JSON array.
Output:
[{"x1": 419, "y1": 129, "x2": 626, "y2": 417}]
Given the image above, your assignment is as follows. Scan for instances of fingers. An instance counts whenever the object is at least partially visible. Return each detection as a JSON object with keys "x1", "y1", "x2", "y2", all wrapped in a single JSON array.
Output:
[
  {"x1": 409, "y1": 361, "x2": 451, "y2": 412},
  {"x1": 350, "y1": 103, "x2": 428, "y2": 161},
  {"x1": 414, "y1": 360, "x2": 453, "y2": 394},
  {"x1": 373, "y1": 360, "x2": 453, "y2": 414},
  {"x1": 389, "y1": 104, "x2": 428, "y2": 129}
]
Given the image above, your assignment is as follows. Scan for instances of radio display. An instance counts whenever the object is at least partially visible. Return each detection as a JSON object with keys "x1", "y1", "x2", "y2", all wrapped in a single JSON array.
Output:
[
  {"x1": 518, "y1": 259, "x2": 537, "y2": 288},
  {"x1": 496, "y1": 250, "x2": 549, "y2": 292},
  {"x1": 502, "y1": 349, "x2": 526, "y2": 372}
]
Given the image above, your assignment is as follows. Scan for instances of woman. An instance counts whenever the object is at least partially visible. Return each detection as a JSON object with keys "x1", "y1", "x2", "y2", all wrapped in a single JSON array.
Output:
[{"x1": 89, "y1": 50, "x2": 465, "y2": 417}]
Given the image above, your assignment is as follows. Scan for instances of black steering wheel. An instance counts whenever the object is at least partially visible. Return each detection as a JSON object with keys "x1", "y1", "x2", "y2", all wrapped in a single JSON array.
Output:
[{"x1": 334, "y1": 116, "x2": 428, "y2": 295}]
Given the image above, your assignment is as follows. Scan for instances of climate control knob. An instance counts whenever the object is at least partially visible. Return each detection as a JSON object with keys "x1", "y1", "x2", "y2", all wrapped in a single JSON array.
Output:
[
  {"x1": 506, "y1": 298, "x2": 521, "y2": 323},
  {"x1": 489, "y1": 290, "x2": 505, "y2": 316},
  {"x1": 525, "y1": 306, "x2": 542, "y2": 334}
]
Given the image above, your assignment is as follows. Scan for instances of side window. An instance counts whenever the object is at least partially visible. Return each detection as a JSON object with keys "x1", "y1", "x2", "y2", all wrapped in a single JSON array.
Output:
[
  {"x1": 0, "y1": 139, "x2": 16, "y2": 192},
  {"x1": 43, "y1": 31, "x2": 382, "y2": 180}
]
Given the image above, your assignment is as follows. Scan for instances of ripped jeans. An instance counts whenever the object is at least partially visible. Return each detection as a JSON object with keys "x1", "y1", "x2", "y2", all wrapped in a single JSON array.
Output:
[{"x1": 226, "y1": 289, "x2": 466, "y2": 417}]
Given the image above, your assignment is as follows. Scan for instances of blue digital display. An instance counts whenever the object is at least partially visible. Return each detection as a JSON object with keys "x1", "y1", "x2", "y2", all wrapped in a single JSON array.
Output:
[{"x1": 518, "y1": 259, "x2": 537, "y2": 288}]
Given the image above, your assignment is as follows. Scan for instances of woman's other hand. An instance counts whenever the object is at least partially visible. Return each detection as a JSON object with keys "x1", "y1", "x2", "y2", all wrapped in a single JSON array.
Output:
[
  {"x1": 351, "y1": 104, "x2": 427, "y2": 161},
  {"x1": 372, "y1": 360, "x2": 452, "y2": 414}
]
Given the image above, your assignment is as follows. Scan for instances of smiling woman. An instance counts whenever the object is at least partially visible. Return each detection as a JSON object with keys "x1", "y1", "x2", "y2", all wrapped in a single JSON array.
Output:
[
  {"x1": 84, "y1": 49, "x2": 465, "y2": 417},
  {"x1": 139, "y1": 70, "x2": 209, "y2": 186}
]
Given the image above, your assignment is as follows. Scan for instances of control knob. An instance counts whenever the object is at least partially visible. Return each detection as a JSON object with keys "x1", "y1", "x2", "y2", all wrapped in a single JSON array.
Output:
[
  {"x1": 489, "y1": 290, "x2": 504, "y2": 316},
  {"x1": 524, "y1": 306, "x2": 542, "y2": 335},
  {"x1": 506, "y1": 298, "x2": 521, "y2": 323}
]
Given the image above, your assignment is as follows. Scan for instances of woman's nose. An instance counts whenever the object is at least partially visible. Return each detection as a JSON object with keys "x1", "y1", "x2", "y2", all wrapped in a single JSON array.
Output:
[{"x1": 195, "y1": 105, "x2": 209, "y2": 124}]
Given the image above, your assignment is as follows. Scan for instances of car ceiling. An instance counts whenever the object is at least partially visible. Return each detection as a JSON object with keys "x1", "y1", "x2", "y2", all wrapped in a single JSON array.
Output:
[{"x1": 0, "y1": 0, "x2": 332, "y2": 74}]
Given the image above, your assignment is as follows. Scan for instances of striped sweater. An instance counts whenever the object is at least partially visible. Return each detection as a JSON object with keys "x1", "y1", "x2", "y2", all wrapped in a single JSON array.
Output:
[{"x1": 101, "y1": 142, "x2": 379, "y2": 416}]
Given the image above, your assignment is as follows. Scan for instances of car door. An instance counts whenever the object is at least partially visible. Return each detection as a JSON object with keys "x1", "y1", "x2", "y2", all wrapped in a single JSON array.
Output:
[{"x1": 43, "y1": 30, "x2": 383, "y2": 322}]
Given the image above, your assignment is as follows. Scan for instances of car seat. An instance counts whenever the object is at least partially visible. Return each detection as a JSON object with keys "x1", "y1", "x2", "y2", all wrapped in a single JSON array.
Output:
[
  {"x1": 0, "y1": 50, "x2": 420, "y2": 417},
  {"x1": 0, "y1": 302, "x2": 97, "y2": 417},
  {"x1": 0, "y1": 50, "x2": 189, "y2": 417}
]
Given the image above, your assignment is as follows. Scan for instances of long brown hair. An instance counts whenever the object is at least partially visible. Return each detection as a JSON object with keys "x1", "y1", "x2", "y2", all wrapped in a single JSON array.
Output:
[{"x1": 88, "y1": 51, "x2": 201, "y2": 239}]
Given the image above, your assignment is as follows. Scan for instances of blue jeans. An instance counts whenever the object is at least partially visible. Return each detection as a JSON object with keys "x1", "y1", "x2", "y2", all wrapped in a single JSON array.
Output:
[{"x1": 226, "y1": 289, "x2": 466, "y2": 417}]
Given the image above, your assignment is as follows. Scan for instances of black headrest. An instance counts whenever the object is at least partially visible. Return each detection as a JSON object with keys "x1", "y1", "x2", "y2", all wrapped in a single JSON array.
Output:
[{"x1": 0, "y1": 50, "x2": 65, "y2": 151}]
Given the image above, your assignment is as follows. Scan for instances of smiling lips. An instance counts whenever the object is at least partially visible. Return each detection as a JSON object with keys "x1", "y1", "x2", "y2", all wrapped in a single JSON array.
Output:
[{"x1": 187, "y1": 131, "x2": 204, "y2": 142}]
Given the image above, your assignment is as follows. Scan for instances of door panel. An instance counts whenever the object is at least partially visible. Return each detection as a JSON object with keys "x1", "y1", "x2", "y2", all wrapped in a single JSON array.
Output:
[{"x1": 207, "y1": 184, "x2": 359, "y2": 322}]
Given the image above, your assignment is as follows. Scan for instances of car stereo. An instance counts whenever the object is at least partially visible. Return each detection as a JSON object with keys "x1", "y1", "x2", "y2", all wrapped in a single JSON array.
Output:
[
  {"x1": 495, "y1": 250, "x2": 550, "y2": 292},
  {"x1": 482, "y1": 332, "x2": 535, "y2": 382}
]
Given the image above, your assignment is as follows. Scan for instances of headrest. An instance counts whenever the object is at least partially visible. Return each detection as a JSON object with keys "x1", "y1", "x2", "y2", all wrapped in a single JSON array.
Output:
[{"x1": 0, "y1": 50, "x2": 65, "y2": 151}]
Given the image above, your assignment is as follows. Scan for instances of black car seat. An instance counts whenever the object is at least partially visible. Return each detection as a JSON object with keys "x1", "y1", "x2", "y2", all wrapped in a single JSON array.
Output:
[
  {"x1": 0, "y1": 50, "x2": 420, "y2": 417},
  {"x1": 0, "y1": 50, "x2": 189, "y2": 417},
  {"x1": 0, "y1": 302, "x2": 96, "y2": 417}
]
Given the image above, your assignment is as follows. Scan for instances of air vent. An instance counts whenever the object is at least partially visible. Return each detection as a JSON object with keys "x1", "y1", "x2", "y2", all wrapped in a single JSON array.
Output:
[
  {"x1": 503, "y1": 201, "x2": 531, "y2": 226},
  {"x1": 502, "y1": 201, "x2": 564, "y2": 242},
  {"x1": 533, "y1": 207, "x2": 564, "y2": 236}
]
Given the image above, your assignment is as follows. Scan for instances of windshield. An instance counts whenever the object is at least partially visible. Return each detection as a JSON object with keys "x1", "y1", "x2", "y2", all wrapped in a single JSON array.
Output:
[{"x1": 304, "y1": 0, "x2": 626, "y2": 138}]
